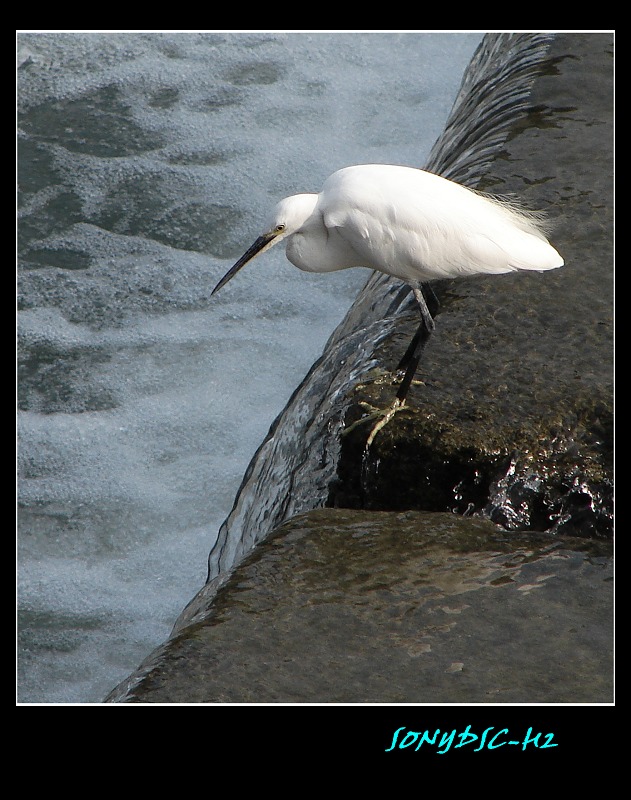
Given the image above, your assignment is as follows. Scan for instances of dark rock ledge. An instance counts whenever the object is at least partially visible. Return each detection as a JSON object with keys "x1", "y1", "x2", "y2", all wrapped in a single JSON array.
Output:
[
  {"x1": 334, "y1": 33, "x2": 613, "y2": 538},
  {"x1": 108, "y1": 509, "x2": 612, "y2": 704}
]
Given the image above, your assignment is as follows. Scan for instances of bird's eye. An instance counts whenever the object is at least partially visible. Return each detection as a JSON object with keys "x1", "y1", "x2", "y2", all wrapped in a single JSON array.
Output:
[{"x1": 275, "y1": 224, "x2": 285, "y2": 232}]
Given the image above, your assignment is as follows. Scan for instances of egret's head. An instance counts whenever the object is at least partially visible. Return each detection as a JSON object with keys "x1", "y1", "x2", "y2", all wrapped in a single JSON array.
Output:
[
  {"x1": 211, "y1": 193, "x2": 318, "y2": 295},
  {"x1": 267, "y1": 194, "x2": 318, "y2": 238}
]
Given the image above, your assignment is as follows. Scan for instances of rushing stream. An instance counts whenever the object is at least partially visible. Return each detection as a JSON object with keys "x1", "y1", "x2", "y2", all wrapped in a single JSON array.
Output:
[{"x1": 18, "y1": 31, "x2": 484, "y2": 704}]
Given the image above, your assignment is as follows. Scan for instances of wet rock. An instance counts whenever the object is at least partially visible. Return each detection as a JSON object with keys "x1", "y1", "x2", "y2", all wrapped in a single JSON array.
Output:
[
  {"x1": 332, "y1": 33, "x2": 613, "y2": 538},
  {"x1": 106, "y1": 509, "x2": 612, "y2": 703}
]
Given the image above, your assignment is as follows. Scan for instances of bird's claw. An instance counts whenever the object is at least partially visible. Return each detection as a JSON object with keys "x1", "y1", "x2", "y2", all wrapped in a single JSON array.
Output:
[
  {"x1": 366, "y1": 399, "x2": 406, "y2": 447},
  {"x1": 342, "y1": 398, "x2": 407, "y2": 445}
]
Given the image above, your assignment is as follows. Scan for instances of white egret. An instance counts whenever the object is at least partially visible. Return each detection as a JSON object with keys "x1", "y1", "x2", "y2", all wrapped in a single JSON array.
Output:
[{"x1": 212, "y1": 164, "x2": 564, "y2": 442}]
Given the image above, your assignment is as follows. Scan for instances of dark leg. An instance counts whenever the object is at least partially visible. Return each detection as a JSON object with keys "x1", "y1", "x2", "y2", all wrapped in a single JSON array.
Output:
[
  {"x1": 348, "y1": 283, "x2": 439, "y2": 447},
  {"x1": 395, "y1": 284, "x2": 437, "y2": 402},
  {"x1": 397, "y1": 284, "x2": 438, "y2": 370}
]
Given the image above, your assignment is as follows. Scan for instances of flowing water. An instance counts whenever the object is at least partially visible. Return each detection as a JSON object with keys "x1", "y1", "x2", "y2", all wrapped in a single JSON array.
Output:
[{"x1": 17, "y1": 31, "x2": 483, "y2": 704}]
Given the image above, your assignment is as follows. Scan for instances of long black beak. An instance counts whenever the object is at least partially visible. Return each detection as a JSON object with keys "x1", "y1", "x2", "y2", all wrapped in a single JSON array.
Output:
[{"x1": 212, "y1": 233, "x2": 276, "y2": 295}]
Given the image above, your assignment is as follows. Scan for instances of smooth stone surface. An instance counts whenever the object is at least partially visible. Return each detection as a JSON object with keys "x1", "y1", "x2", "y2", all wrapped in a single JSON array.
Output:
[{"x1": 106, "y1": 509, "x2": 612, "y2": 704}]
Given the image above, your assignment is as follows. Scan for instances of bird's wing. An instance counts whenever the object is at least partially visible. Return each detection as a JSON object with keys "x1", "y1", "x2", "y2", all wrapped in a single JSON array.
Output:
[{"x1": 319, "y1": 166, "x2": 562, "y2": 281}]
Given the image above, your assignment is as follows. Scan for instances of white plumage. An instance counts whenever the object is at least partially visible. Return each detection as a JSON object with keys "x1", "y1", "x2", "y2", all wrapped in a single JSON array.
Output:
[
  {"x1": 213, "y1": 164, "x2": 563, "y2": 295},
  {"x1": 212, "y1": 164, "x2": 563, "y2": 440}
]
